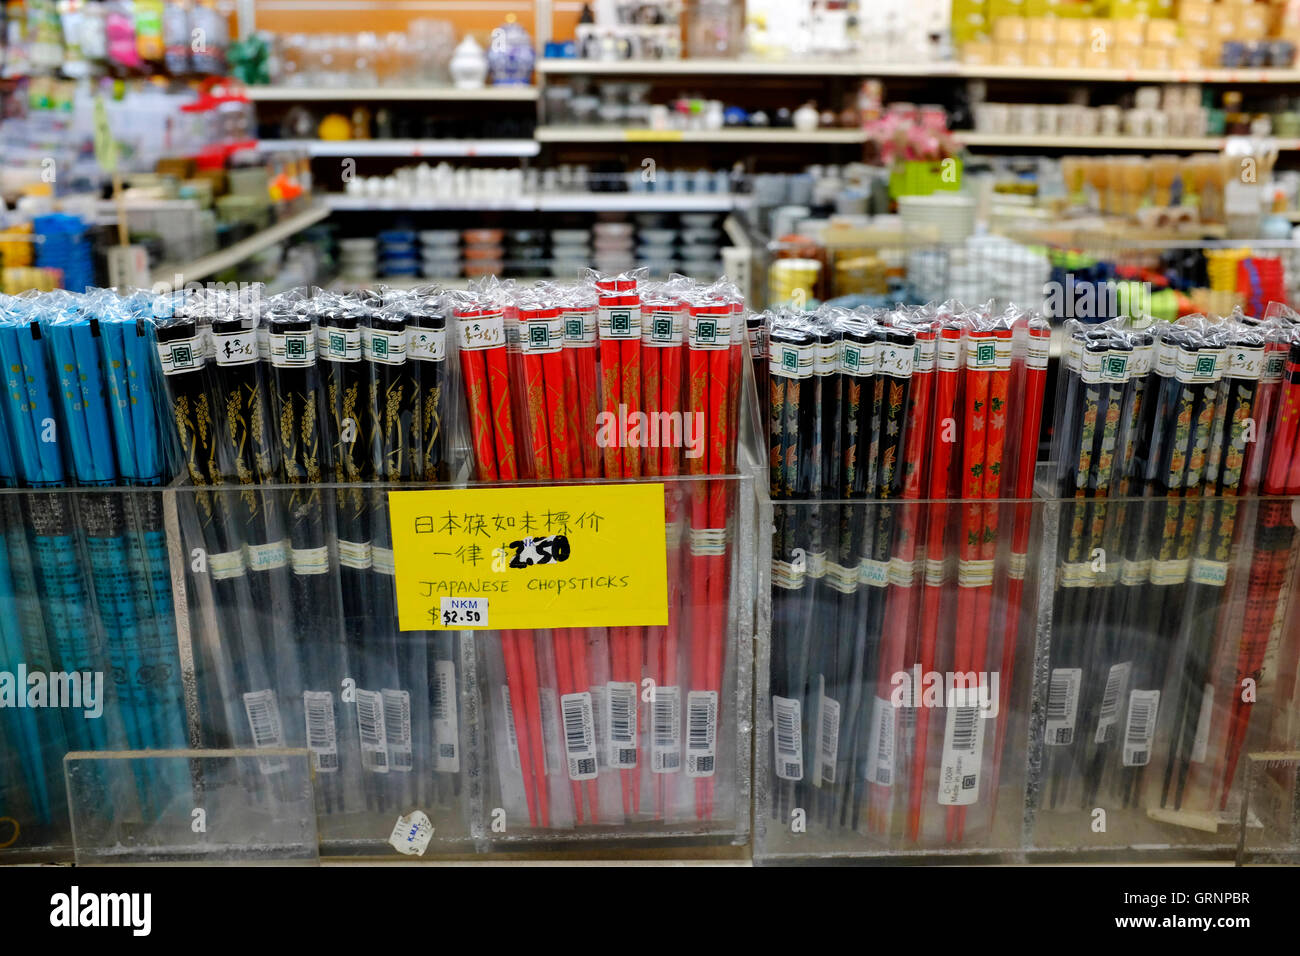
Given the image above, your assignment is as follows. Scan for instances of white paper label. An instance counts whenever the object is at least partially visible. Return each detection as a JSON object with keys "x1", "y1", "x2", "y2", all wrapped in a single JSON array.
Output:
[
  {"x1": 502, "y1": 685, "x2": 521, "y2": 772},
  {"x1": 246, "y1": 539, "x2": 288, "y2": 571},
  {"x1": 600, "y1": 303, "x2": 643, "y2": 341},
  {"x1": 382, "y1": 688, "x2": 413, "y2": 772},
  {"x1": 938, "y1": 705, "x2": 985, "y2": 806},
  {"x1": 356, "y1": 688, "x2": 390, "y2": 773},
  {"x1": 1094, "y1": 662, "x2": 1131, "y2": 744},
  {"x1": 685, "y1": 690, "x2": 718, "y2": 777},
  {"x1": 606, "y1": 681, "x2": 638, "y2": 769},
  {"x1": 243, "y1": 688, "x2": 287, "y2": 774},
  {"x1": 269, "y1": 330, "x2": 316, "y2": 368},
  {"x1": 562, "y1": 308, "x2": 598, "y2": 346},
  {"x1": 319, "y1": 325, "x2": 362, "y2": 362},
  {"x1": 772, "y1": 695, "x2": 803, "y2": 781},
  {"x1": 439, "y1": 596, "x2": 488, "y2": 628},
  {"x1": 456, "y1": 312, "x2": 506, "y2": 351},
  {"x1": 644, "y1": 308, "x2": 685, "y2": 347},
  {"x1": 771, "y1": 342, "x2": 813, "y2": 379},
  {"x1": 652, "y1": 685, "x2": 682, "y2": 774},
  {"x1": 561, "y1": 691, "x2": 599, "y2": 781},
  {"x1": 388, "y1": 810, "x2": 434, "y2": 856},
  {"x1": 687, "y1": 311, "x2": 732, "y2": 350},
  {"x1": 337, "y1": 538, "x2": 372, "y2": 570},
  {"x1": 1123, "y1": 689, "x2": 1160, "y2": 767},
  {"x1": 816, "y1": 694, "x2": 841, "y2": 785},
  {"x1": 1045, "y1": 667, "x2": 1082, "y2": 746},
  {"x1": 157, "y1": 334, "x2": 205, "y2": 375},
  {"x1": 409, "y1": 327, "x2": 447, "y2": 362},
  {"x1": 878, "y1": 342, "x2": 914, "y2": 378},
  {"x1": 433, "y1": 660, "x2": 460, "y2": 773},
  {"x1": 213, "y1": 329, "x2": 257, "y2": 366},
  {"x1": 867, "y1": 696, "x2": 897, "y2": 787},
  {"x1": 303, "y1": 690, "x2": 339, "y2": 773},
  {"x1": 365, "y1": 326, "x2": 407, "y2": 365},
  {"x1": 520, "y1": 314, "x2": 565, "y2": 354}
]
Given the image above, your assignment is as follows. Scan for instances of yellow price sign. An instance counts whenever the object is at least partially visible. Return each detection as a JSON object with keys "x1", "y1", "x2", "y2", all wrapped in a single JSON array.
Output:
[{"x1": 389, "y1": 483, "x2": 668, "y2": 631}]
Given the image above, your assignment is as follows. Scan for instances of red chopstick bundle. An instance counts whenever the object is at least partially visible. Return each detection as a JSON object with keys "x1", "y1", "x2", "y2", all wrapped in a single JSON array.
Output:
[
  {"x1": 867, "y1": 317, "x2": 938, "y2": 834},
  {"x1": 907, "y1": 318, "x2": 968, "y2": 843}
]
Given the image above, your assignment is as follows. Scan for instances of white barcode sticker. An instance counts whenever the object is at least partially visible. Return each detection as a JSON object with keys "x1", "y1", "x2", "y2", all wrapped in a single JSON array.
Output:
[
  {"x1": 560, "y1": 691, "x2": 599, "y2": 781},
  {"x1": 1045, "y1": 667, "x2": 1082, "y2": 746},
  {"x1": 433, "y1": 660, "x2": 460, "y2": 773},
  {"x1": 502, "y1": 685, "x2": 521, "y2": 772},
  {"x1": 772, "y1": 695, "x2": 803, "y2": 781},
  {"x1": 243, "y1": 688, "x2": 287, "y2": 774},
  {"x1": 652, "y1": 685, "x2": 682, "y2": 774},
  {"x1": 356, "y1": 689, "x2": 390, "y2": 773},
  {"x1": 388, "y1": 810, "x2": 434, "y2": 856},
  {"x1": 1123, "y1": 689, "x2": 1160, "y2": 767},
  {"x1": 303, "y1": 690, "x2": 339, "y2": 773},
  {"x1": 1190, "y1": 684, "x2": 1214, "y2": 764},
  {"x1": 816, "y1": 695, "x2": 841, "y2": 785},
  {"x1": 606, "y1": 681, "x2": 638, "y2": 769},
  {"x1": 937, "y1": 705, "x2": 985, "y2": 806},
  {"x1": 1093, "y1": 662, "x2": 1132, "y2": 744},
  {"x1": 685, "y1": 690, "x2": 718, "y2": 778},
  {"x1": 382, "y1": 689, "x2": 413, "y2": 772},
  {"x1": 867, "y1": 697, "x2": 896, "y2": 788}
]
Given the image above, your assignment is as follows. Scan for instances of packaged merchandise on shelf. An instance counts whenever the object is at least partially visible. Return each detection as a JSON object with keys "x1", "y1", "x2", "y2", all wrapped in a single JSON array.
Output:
[
  {"x1": 0, "y1": 269, "x2": 757, "y2": 858},
  {"x1": 761, "y1": 300, "x2": 1050, "y2": 852},
  {"x1": 756, "y1": 301, "x2": 1300, "y2": 861}
]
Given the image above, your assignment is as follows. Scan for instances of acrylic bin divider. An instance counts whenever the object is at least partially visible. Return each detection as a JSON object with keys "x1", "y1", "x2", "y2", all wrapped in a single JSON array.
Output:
[
  {"x1": 756, "y1": 492, "x2": 1300, "y2": 863},
  {"x1": 64, "y1": 748, "x2": 319, "y2": 865},
  {"x1": 1236, "y1": 752, "x2": 1300, "y2": 865},
  {"x1": 0, "y1": 485, "x2": 187, "y2": 863}
]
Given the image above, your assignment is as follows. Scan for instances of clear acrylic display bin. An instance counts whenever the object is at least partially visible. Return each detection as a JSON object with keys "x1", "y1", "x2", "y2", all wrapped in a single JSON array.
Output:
[
  {"x1": 65, "y1": 748, "x2": 319, "y2": 865},
  {"x1": 756, "y1": 492, "x2": 1300, "y2": 863},
  {"x1": 0, "y1": 487, "x2": 187, "y2": 863},
  {"x1": 174, "y1": 470, "x2": 759, "y2": 853}
]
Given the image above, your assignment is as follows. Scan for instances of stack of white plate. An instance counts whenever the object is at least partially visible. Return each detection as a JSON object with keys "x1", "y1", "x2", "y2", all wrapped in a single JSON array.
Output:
[
  {"x1": 550, "y1": 228, "x2": 591, "y2": 278},
  {"x1": 897, "y1": 194, "x2": 977, "y2": 244},
  {"x1": 339, "y1": 237, "x2": 378, "y2": 283},
  {"x1": 420, "y1": 230, "x2": 460, "y2": 279}
]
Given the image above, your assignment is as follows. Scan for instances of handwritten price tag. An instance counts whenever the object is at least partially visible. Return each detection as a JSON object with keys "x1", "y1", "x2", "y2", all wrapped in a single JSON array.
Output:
[{"x1": 388, "y1": 483, "x2": 669, "y2": 631}]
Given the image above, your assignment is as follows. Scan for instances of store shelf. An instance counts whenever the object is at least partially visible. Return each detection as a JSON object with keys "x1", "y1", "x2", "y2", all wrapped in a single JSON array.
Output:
[
  {"x1": 537, "y1": 57, "x2": 930, "y2": 76},
  {"x1": 535, "y1": 192, "x2": 738, "y2": 211},
  {"x1": 325, "y1": 193, "x2": 739, "y2": 212},
  {"x1": 962, "y1": 64, "x2": 1300, "y2": 84},
  {"x1": 539, "y1": 58, "x2": 1300, "y2": 84},
  {"x1": 325, "y1": 194, "x2": 537, "y2": 211},
  {"x1": 535, "y1": 126, "x2": 865, "y2": 144},
  {"x1": 957, "y1": 133, "x2": 1300, "y2": 151},
  {"x1": 261, "y1": 139, "x2": 542, "y2": 157},
  {"x1": 149, "y1": 202, "x2": 329, "y2": 288},
  {"x1": 243, "y1": 85, "x2": 538, "y2": 101}
]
